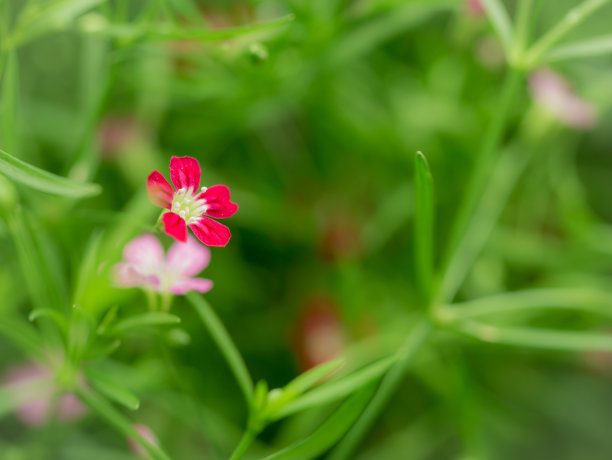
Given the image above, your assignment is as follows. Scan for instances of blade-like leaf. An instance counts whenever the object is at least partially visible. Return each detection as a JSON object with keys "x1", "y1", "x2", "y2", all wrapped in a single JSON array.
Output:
[
  {"x1": 481, "y1": 0, "x2": 514, "y2": 53},
  {"x1": 546, "y1": 35, "x2": 612, "y2": 61},
  {"x1": 0, "y1": 149, "x2": 101, "y2": 197},
  {"x1": 29, "y1": 308, "x2": 68, "y2": 332},
  {"x1": 263, "y1": 383, "x2": 377, "y2": 460},
  {"x1": 1, "y1": 50, "x2": 18, "y2": 155},
  {"x1": 414, "y1": 151, "x2": 434, "y2": 304},
  {"x1": 284, "y1": 358, "x2": 345, "y2": 396},
  {"x1": 76, "y1": 386, "x2": 170, "y2": 460},
  {"x1": 106, "y1": 312, "x2": 181, "y2": 336},
  {"x1": 456, "y1": 320, "x2": 612, "y2": 352},
  {"x1": 274, "y1": 354, "x2": 397, "y2": 420},
  {"x1": 85, "y1": 368, "x2": 140, "y2": 410}
]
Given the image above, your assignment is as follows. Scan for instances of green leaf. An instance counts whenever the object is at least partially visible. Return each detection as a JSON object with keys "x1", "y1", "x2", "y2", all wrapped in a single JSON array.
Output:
[
  {"x1": 284, "y1": 358, "x2": 345, "y2": 396},
  {"x1": 480, "y1": 0, "x2": 514, "y2": 54},
  {"x1": 0, "y1": 149, "x2": 101, "y2": 197},
  {"x1": 456, "y1": 320, "x2": 612, "y2": 352},
  {"x1": 85, "y1": 368, "x2": 140, "y2": 410},
  {"x1": 78, "y1": 14, "x2": 294, "y2": 42},
  {"x1": 12, "y1": 0, "x2": 105, "y2": 47},
  {"x1": 73, "y1": 231, "x2": 103, "y2": 307},
  {"x1": 106, "y1": 312, "x2": 181, "y2": 336},
  {"x1": 262, "y1": 383, "x2": 377, "y2": 460},
  {"x1": 188, "y1": 293, "x2": 254, "y2": 406},
  {"x1": 1, "y1": 50, "x2": 18, "y2": 156},
  {"x1": 414, "y1": 151, "x2": 434, "y2": 304},
  {"x1": 76, "y1": 386, "x2": 170, "y2": 460},
  {"x1": 29, "y1": 308, "x2": 68, "y2": 332},
  {"x1": 546, "y1": 35, "x2": 612, "y2": 61},
  {"x1": 273, "y1": 354, "x2": 397, "y2": 420}
]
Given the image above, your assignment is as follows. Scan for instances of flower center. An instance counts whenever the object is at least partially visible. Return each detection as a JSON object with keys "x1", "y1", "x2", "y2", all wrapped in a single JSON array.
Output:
[{"x1": 171, "y1": 187, "x2": 208, "y2": 224}]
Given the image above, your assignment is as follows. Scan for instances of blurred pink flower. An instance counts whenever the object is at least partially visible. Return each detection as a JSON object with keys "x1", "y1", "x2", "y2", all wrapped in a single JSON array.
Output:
[
  {"x1": 96, "y1": 116, "x2": 144, "y2": 159},
  {"x1": 528, "y1": 68, "x2": 597, "y2": 130},
  {"x1": 1, "y1": 362, "x2": 86, "y2": 427},
  {"x1": 465, "y1": 0, "x2": 484, "y2": 16},
  {"x1": 293, "y1": 296, "x2": 347, "y2": 371},
  {"x1": 147, "y1": 156, "x2": 238, "y2": 247},
  {"x1": 128, "y1": 423, "x2": 159, "y2": 458},
  {"x1": 115, "y1": 234, "x2": 213, "y2": 295}
]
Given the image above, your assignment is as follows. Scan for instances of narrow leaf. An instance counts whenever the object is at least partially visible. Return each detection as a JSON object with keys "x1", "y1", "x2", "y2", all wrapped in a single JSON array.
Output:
[
  {"x1": 456, "y1": 320, "x2": 612, "y2": 352},
  {"x1": 85, "y1": 368, "x2": 140, "y2": 410},
  {"x1": 481, "y1": 0, "x2": 514, "y2": 53},
  {"x1": 0, "y1": 149, "x2": 101, "y2": 197},
  {"x1": 106, "y1": 312, "x2": 181, "y2": 336},
  {"x1": 546, "y1": 35, "x2": 612, "y2": 61},
  {"x1": 1, "y1": 51, "x2": 18, "y2": 155},
  {"x1": 414, "y1": 151, "x2": 434, "y2": 303},
  {"x1": 284, "y1": 358, "x2": 345, "y2": 396},
  {"x1": 29, "y1": 308, "x2": 68, "y2": 332},
  {"x1": 263, "y1": 383, "x2": 377, "y2": 460},
  {"x1": 274, "y1": 355, "x2": 397, "y2": 419},
  {"x1": 76, "y1": 386, "x2": 170, "y2": 460}
]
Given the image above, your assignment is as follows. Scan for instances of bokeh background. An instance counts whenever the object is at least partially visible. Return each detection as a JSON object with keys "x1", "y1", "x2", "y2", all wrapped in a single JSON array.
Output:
[{"x1": 2, "y1": 0, "x2": 612, "y2": 458}]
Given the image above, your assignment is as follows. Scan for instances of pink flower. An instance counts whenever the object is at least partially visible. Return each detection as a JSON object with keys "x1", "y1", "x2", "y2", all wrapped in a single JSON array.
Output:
[
  {"x1": 128, "y1": 423, "x2": 159, "y2": 458},
  {"x1": 528, "y1": 68, "x2": 597, "y2": 130},
  {"x1": 114, "y1": 234, "x2": 213, "y2": 295},
  {"x1": 1, "y1": 362, "x2": 87, "y2": 427},
  {"x1": 465, "y1": 0, "x2": 484, "y2": 16},
  {"x1": 147, "y1": 156, "x2": 238, "y2": 246}
]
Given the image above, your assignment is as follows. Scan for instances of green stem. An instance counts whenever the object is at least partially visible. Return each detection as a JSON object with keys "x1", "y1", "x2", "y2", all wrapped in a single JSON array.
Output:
[
  {"x1": 435, "y1": 68, "x2": 523, "y2": 306},
  {"x1": 524, "y1": 0, "x2": 612, "y2": 67},
  {"x1": 187, "y1": 293, "x2": 254, "y2": 406},
  {"x1": 229, "y1": 428, "x2": 257, "y2": 460},
  {"x1": 328, "y1": 320, "x2": 432, "y2": 460},
  {"x1": 511, "y1": 0, "x2": 534, "y2": 64}
]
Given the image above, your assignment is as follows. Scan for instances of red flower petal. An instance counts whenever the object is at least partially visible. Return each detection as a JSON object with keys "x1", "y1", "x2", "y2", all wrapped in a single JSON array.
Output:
[
  {"x1": 189, "y1": 217, "x2": 231, "y2": 247},
  {"x1": 197, "y1": 184, "x2": 238, "y2": 219},
  {"x1": 170, "y1": 156, "x2": 201, "y2": 191},
  {"x1": 162, "y1": 212, "x2": 187, "y2": 242},
  {"x1": 147, "y1": 171, "x2": 173, "y2": 209}
]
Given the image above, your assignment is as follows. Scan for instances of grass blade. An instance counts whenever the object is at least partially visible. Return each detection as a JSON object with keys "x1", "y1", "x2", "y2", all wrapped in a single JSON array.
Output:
[
  {"x1": 85, "y1": 367, "x2": 141, "y2": 410},
  {"x1": 414, "y1": 151, "x2": 434, "y2": 304},
  {"x1": 262, "y1": 383, "x2": 377, "y2": 460},
  {"x1": 481, "y1": 0, "x2": 514, "y2": 54},
  {"x1": 0, "y1": 148, "x2": 101, "y2": 197},
  {"x1": 546, "y1": 35, "x2": 612, "y2": 61}
]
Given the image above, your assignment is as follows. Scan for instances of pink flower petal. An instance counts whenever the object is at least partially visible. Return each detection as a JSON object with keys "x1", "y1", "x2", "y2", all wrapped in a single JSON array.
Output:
[
  {"x1": 166, "y1": 236, "x2": 211, "y2": 277},
  {"x1": 169, "y1": 277, "x2": 213, "y2": 295},
  {"x1": 170, "y1": 156, "x2": 201, "y2": 191},
  {"x1": 197, "y1": 184, "x2": 239, "y2": 219},
  {"x1": 189, "y1": 217, "x2": 231, "y2": 247},
  {"x1": 114, "y1": 262, "x2": 160, "y2": 289},
  {"x1": 162, "y1": 212, "x2": 188, "y2": 242},
  {"x1": 123, "y1": 234, "x2": 165, "y2": 268},
  {"x1": 147, "y1": 171, "x2": 174, "y2": 209}
]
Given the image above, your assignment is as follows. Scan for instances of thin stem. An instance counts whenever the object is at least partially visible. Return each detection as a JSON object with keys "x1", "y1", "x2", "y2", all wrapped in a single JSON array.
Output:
[
  {"x1": 328, "y1": 319, "x2": 432, "y2": 460},
  {"x1": 435, "y1": 68, "x2": 522, "y2": 306},
  {"x1": 524, "y1": 0, "x2": 612, "y2": 67},
  {"x1": 187, "y1": 293, "x2": 254, "y2": 406},
  {"x1": 229, "y1": 428, "x2": 257, "y2": 460},
  {"x1": 511, "y1": 0, "x2": 534, "y2": 64}
]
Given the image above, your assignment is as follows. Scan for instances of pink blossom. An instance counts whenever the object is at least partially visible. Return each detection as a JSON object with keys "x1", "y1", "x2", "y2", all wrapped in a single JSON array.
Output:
[
  {"x1": 147, "y1": 156, "x2": 238, "y2": 247},
  {"x1": 114, "y1": 234, "x2": 213, "y2": 295},
  {"x1": 528, "y1": 68, "x2": 597, "y2": 130},
  {"x1": 128, "y1": 423, "x2": 159, "y2": 458},
  {"x1": 465, "y1": 0, "x2": 484, "y2": 16},
  {"x1": 293, "y1": 296, "x2": 346, "y2": 371},
  {"x1": 1, "y1": 362, "x2": 87, "y2": 427}
]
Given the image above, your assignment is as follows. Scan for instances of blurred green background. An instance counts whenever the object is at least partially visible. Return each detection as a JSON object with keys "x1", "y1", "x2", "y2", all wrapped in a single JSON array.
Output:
[{"x1": 2, "y1": 0, "x2": 612, "y2": 459}]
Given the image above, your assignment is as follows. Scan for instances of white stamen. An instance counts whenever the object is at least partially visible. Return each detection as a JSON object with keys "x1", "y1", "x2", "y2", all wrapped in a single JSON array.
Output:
[
  {"x1": 179, "y1": 210, "x2": 186, "y2": 219},
  {"x1": 200, "y1": 186, "x2": 208, "y2": 192}
]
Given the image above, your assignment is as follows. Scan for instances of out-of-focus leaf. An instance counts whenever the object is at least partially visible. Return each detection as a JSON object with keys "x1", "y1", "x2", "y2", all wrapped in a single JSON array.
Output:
[
  {"x1": 274, "y1": 355, "x2": 396, "y2": 419},
  {"x1": 106, "y1": 312, "x2": 181, "y2": 336},
  {"x1": 547, "y1": 35, "x2": 612, "y2": 61},
  {"x1": 0, "y1": 149, "x2": 101, "y2": 197},
  {"x1": 29, "y1": 308, "x2": 68, "y2": 332},
  {"x1": 480, "y1": 0, "x2": 513, "y2": 53},
  {"x1": 85, "y1": 367, "x2": 140, "y2": 410},
  {"x1": 284, "y1": 359, "x2": 345, "y2": 396},
  {"x1": 263, "y1": 383, "x2": 377, "y2": 460},
  {"x1": 1, "y1": 51, "x2": 18, "y2": 156},
  {"x1": 414, "y1": 151, "x2": 434, "y2": 303},
  {"x1": 12, "y1": 0, "x2": 105, "y2": 47}
]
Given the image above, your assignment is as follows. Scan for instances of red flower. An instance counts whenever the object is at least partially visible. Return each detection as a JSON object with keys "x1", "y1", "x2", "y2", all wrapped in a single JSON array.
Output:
[{"x1": 147, "y1": 156, "x2": 238, "y2": 247}]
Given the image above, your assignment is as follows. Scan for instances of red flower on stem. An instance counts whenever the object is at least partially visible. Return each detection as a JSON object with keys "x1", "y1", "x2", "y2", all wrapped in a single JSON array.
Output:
[{"x1": 147, "y1": 156, "x2": 238, "y2": 246}]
